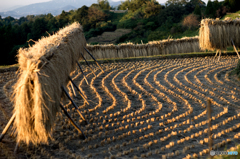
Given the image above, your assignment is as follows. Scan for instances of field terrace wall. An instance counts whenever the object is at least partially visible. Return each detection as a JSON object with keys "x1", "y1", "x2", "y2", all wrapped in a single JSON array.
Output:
[
  {"x1": 13, "y1": 22, "x2": 86, "y2": 145},
  {"x1": 86, "y1": 36, "x2": 201, "y2": 60},
  {"x1": 199, "y1": 18, "x2": 240, "y2": 51}
]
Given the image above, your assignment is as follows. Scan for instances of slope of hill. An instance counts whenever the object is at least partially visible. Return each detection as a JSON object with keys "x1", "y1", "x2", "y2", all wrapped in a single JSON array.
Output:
[
  {"x1": 222, "y1": 10, "x2": 240, "y2": 19},
  {"x1": 87, "y1": 29, "x2": 132, "y2": 44}
]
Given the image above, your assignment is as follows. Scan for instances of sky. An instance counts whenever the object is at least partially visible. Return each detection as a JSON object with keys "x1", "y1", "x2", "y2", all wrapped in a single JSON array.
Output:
[
  {"x1": 0, "y1": 0, "x2": 51, "y2": 11},
  {"x1": 0, "y1": 0, "x2": 219, "y2": 12}
]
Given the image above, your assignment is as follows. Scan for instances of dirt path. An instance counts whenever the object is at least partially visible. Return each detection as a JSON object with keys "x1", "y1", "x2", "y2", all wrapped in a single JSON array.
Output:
[{"x1": 0, "y1": 55, "x2": 240, "y2": 159}]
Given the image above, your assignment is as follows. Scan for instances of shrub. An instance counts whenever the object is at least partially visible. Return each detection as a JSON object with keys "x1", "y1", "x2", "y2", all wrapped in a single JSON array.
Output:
[{"x1": 182, "y1": 14, "x2": 199, "y2": 30}]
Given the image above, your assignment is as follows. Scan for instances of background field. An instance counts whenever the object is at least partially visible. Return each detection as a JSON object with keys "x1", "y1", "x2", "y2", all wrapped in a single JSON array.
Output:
[{"x1": 0, "y1": 54, "x2": 240, "y2": 159}]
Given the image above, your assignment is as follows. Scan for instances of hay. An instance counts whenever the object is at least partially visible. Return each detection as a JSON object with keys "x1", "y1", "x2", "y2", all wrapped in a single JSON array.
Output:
[
  {"x1": 199, "y1": 18, "x2": 240, "y2": 51},
  {"x1": 13, "y1": 22, "x2": 86, "y2": 145},
  {"x1": 85, "y1": 36, "x2": 201, "y2": 60}
]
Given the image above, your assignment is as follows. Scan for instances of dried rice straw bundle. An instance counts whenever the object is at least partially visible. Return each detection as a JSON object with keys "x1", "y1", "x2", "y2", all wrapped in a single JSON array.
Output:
[
  {"x1": 13, "y1": 22, "x2": 86, "y2": 145},
  {"x1": 106, "y1": 44, "x2": 117, "y2": 59},
  {"x1": 199, "y1": 18, "x2": 240, "y2": 51}
]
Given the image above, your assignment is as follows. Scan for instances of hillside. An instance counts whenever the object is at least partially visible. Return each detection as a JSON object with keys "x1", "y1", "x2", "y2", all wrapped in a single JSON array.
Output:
[
  {"x1": 0, "y1": 0, "x2": 239, "y2": 65},
  {"x1": 87, "y1": 29, "x2": 132, "y2": 44},
  {"x1": 222, "y1": 10, "x2": 240, "y2": 19}
]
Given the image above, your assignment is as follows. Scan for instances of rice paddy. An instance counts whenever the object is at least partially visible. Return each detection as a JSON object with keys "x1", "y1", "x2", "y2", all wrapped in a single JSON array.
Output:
[{"x1": 0, "y1": 55, "x2": 240, "y2": 158}]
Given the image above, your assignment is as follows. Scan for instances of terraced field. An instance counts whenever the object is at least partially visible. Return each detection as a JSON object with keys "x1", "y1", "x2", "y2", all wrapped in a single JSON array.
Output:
[{"x1": 0, "y1": 55, "x2": 240, "y2": 159}]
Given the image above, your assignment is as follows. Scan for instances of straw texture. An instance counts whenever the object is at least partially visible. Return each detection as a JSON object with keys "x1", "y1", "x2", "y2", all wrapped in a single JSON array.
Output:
[
  {"x1": 86, "y1": 36, "x2": 200, "y2": 59},
  {"x1": 13, "y1": 22, "x2": 86, "y2": 145},
  {"x1": 199, "y1": 18, "x2": 240, "y2": 51}
]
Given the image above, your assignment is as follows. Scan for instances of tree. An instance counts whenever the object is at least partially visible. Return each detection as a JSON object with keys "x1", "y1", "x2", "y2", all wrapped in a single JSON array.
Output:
[
  {"x1": 88, "y1": 6, "x2": 107, "y2": 28},
  {"x1": 98, "y1": 0, "x2": 110, "y2": 10},
  {"x1": 194, "y1": 5, "x2": 201, "y2": 17},
  {"x1": 32, "y1": 18, "x2": 47, "y2": 40},
  {"x1": 58, "y1": 10, "x2": 69, "y2": 27},
  {"x1": 205, "y1": 0, "x2": 215, "y2": 17},
  {"x1": 4, "y1": 16, "x2": 15, "y2": 24},
  {"x1": 72, "y1": 6, "x2": 89, "y2": 24},
  {"x1": 156, "y1": 4, "x2": 187, "y2": 28},
  {"x1": 18, "y1": 17, "x2": 28, "y2": 25},
  {"x1": 165, "y1": 0, "x2": 189, "y2": 6},
  {"x1": 229, "y1": 0, "x2": 240, "y2": 12},
  {"x1": 182, "y1": 13, "x2": 199, "y2": 29},
  {"x1": 213, "y1": 0, "x2": 220, "y2": 11},
  {"x1": 144, "y1": 1, "x2": 162, "y2": 18},
  {"x1": 119, "y1": 0, "x2": 152, "y2": 11}
]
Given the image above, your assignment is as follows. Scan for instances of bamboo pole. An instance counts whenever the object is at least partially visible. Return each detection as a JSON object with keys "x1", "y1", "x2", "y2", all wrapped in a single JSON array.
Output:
[
  {"x1": 62, "y1": 86, "x2": 89, "y2": 124},
  {"x1": 76, "y1": 61, "x2": 89, "y2": 85},
  {"x1": 84, "y1": 47, "x2": 104, "y2": 72},
  {"x1": 68, "y1": 76, "x2": 89, "y2": 105},
  {"x1": 80, "y1": 52, "x2": 96, "y2": 77},
  {"x1": 60, "y1": 103, "x2": 86, "y2": 139}
]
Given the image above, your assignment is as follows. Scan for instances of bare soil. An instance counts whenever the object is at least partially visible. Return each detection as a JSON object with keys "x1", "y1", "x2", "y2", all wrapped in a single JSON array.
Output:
[{"x1": 0, "y1": 55, "x2": 240, "y2": 159}]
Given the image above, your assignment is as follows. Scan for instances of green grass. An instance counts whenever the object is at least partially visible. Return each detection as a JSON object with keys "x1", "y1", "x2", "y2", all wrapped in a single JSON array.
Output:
[
  {"x1": 0, "y1": 64, "x2": 19, "y2": 69},
  {"x1": 230, "y1": 59, "x2": 240, "y2": 78},
  {"x1": 173, "y1": 29, "x2": 199, "y2": 39},
  {"x1": 222, "y1": 10, "x2": 240, "y2": 20}
]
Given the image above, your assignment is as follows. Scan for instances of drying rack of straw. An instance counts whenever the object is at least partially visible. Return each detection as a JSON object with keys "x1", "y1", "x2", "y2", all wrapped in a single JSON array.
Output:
[
  {"x1": 199, "y1": 18, "x2": 240, "y2": 61},
  {"x1": 0, "y1": 22, "x2": 103, "y2": 153},
  {"x1": 86, "y1": 36, "x2": 201, "y2": 60}
]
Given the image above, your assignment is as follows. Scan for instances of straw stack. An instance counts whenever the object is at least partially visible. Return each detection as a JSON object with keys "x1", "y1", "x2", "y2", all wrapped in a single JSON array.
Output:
[
  {"x1": 13, "y1": 22, "x2": 86, "y2": 145},
  {"x1": 199, "y1": 18, "x2": 240, "y2": 51},
  {"x1": 86, "y1": 36, "x2": 201, "y2": 59}
]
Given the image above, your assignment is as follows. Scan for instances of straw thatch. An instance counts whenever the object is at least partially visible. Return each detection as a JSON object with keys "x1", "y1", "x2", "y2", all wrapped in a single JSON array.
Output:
[
  {"x1": 13, "y1": 22, "x2": 86, "y2": 145},
  {"x1": 199, "y1": 18, "x2": 240, "y2": 51}
]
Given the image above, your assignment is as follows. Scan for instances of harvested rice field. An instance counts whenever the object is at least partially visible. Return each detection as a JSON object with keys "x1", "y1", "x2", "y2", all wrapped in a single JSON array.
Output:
[{"x1": 0, "y1": 55, "x2": 240, "y2": 159}]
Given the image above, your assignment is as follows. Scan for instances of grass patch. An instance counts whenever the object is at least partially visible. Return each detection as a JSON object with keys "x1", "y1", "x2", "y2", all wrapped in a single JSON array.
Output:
[
  {"x1": 230, "y1": 59, "x2": 240, "y2": 78},
  {"x1": 222, "y1": 10, "x2": 240, "y2": 20}
]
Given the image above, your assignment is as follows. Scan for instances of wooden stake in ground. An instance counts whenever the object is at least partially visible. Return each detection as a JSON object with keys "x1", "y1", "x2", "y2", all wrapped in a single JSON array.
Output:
[
  {"x1": 218, "y1": 50, "x2": 222, "y2": 62},
  {"x1": 59, "y1": 103, "x2": 86, "y2": 139},
  {"x1": 61, "y1": 86, "x2": 89, "y2": 125},
  {"x1": 231, "y1": 39, "x2": 240, "y2": 59},
  {"x1": 0, "y1": 113, "x2": 16, "y2": 142},
  {"x1": 207, "y1": 99, "x2": 213, "y2": 159}
]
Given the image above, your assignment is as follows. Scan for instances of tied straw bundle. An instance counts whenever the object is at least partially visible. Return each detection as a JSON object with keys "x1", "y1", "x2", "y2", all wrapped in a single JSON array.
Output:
[
  {"x1": 199, "y1": 18, "x2": 240, "y2": 51},
  {"x1": 13, "y1": 22, "x2": 86, "y2": 145}
]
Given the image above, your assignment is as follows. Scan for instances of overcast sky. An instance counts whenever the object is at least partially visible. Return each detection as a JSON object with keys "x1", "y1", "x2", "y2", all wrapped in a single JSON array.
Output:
[{"x1": 0, "y1": 0, "x2": 218, "y2": 12}]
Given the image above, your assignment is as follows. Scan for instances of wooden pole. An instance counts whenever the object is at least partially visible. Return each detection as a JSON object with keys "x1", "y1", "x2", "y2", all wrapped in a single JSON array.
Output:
[
  {"x1": 68, "y1": 76, "x2": 89, "y2": 105},
  {"x1": 0, "y1": 113, "x2": 16, "y2": 142},
  {"x1": 62, "y1": 86, "x2": 89, "y2": 125},
  {"x1": 70, "y1": 82, "x2": 76, "y2": 97},
  {"x1": 60, "y1": 103, "x2": 86, "y2": 139},
  {"x1": 14, "y1": 142, "x2": 19, "y2": 154},
  {"x1": 76, "y1": 61, "x2": 89, "y2": 85},
  {"x1": 218, "y1": 50, "x2": 221, "y2": 62},
  {"x1": 231, "y1": 39, "x2": 240, "y2": 59},
  {"x1": 207, "y1": 99, "x2": 213, "y2": 159},
  {"x1": 215, "y1": 50, "x2": 219, "y2": 58},
  {"x1": 80, "y1": 52, "x2": 96, "y2": 77},
  {"x1": 84, "y1": 47, "x2": 104, "y2": 72}
]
